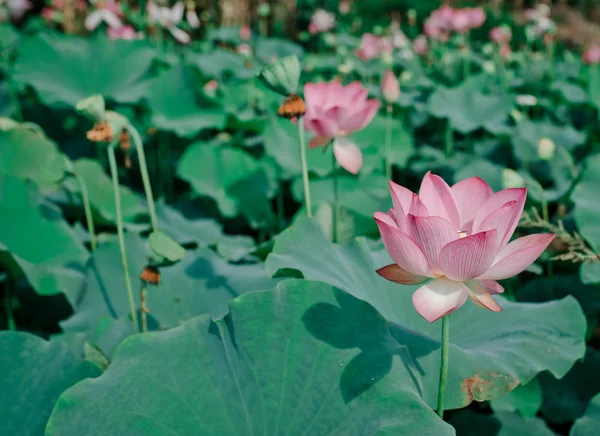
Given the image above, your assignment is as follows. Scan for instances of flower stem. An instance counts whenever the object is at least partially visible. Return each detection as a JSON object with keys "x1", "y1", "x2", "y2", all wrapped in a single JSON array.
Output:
[
  {"x1": 73, "y1": 170, "x2": 97, "y2": 251},
  {"x1": 332, "y1": 152, "x2": 339, "y2": 243},
  {"x1": 107, "y1": 144, "x2": 139, "y2": 332},
  {"x1": 297, "y1": 117, "x2": 312, "y2": 217},
  {"x1": 127, "y1": 124, "x2": 158, "y2": 233},
  {"x1": 436, "y1": 314, "x2": 450, "y2": 419},
  {"x1": 140, "y1": 284, "x2": 148, "y2": 333},
  {"x1": 385, "y1": 104, "x2": 393, "y2": 180},
  {"x1": 444, "y1": 120, "x2": 454, "y2": 158},
  {"x1": 556, "y1": 147, "x2": 579, "y2": 180}
]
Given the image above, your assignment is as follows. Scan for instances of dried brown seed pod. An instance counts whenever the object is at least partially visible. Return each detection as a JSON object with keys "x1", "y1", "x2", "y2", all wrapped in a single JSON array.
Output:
[
  {"x1": 277, "y1": 94, "x2": 306, "y2": 119},
  {"x1": 140, "y1": 265, "x2": 160, "y2": 285},
  {"x1": 86, "y1": 121, "x2": 113, "y2": 143}
]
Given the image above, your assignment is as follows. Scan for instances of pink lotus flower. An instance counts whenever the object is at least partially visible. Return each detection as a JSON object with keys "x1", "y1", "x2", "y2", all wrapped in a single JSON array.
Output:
[
  {"x1": 240, "y1": 25, "x2": 252, "y2": 40},
  {"x1": 451, "y1": 9, "x2": 471, "y2": 34},
  {"x1": 356, "y1": 33, "x2": 382, "y2": 61},
  {"x1": 380, "y1": 69, "x2": 400, "y2": 103},
  {"x1": 374, "y1": 173, "x2": 555, "y2": 323},
  {"x1": 490, "y1": 26, "x2": 512, "y2": 44},
  {"x1": 303, "y1": 81, "x2": 380, "y2": 174},
  {"x1": 413, "y1": 34, "x2": 428, "y2": 55},
  {"x1": 108, "y1": 25, "x2": 140, "y2": 40},
  {"x1": 308, "y1": 9, "x2": 335, "y2": 34},
  {"x1": 466, "y1": 7, "x2": 486, "y2": 29},
  {"x1": 583, "y1": 45, "x2": 600, "y2": 64}
]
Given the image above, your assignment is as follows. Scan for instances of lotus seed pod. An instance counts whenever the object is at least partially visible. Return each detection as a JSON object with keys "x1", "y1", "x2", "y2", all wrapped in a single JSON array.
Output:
[{"x1": 537, "y1": 137, "x2": 556, "y2": 161}]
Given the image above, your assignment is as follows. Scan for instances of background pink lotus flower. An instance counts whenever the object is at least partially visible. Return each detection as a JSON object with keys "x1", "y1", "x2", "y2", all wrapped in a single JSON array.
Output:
[
  {"x1": 108, "y1": 25, "x2": 140, "y2": 40},
  {"x1": 374, "y1": 173, "x2": 555, "y2": 323},
  {"x1": 303, "y1": 81, "x2": 380, "y2": 174},
  {"x1": 380, "y1": 69, "x2": 400, "y2": 103},
  {"x1": 583, "y1": 45, "x2": 600, "y2": 64},
  {"x1": 356, "y1": 33, "x2": 381, "y2": 61},
  {"x1": 413, "y1": 34, "x2": 428, "y2": 55},
  {"x1": 466, "y1": 7, "x2": 486, "y2": 29},
  {"x1": 239, "y1": 25, "x2": 252, "y2": 40},
  {"x1": 308, "y1": 9, "x2": 335, "y2": 34},
  {"x1": 85, "y1": 0, "x2": 122, "y2": 31},
  {"x1": 490, "y1": 26, "x2": 512, "y2": 44},
  {"x1": 451, "y1": 9, "x2": 471, "y2": 34}
]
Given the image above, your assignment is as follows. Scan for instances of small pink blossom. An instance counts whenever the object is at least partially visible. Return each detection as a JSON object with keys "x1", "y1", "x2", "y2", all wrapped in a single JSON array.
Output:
[
  {"x1": 240, "y1": 25, "x2": 251, "y2": 40},
  {"x1": 465, "y1": 7, "x2": 486, "y2": 29},
  {"x1": 583, "y1": 45, "x2": 600, "y2": 64},
  {"x1": 237, "y1": 43, "x2": 252, "y2": 56},
  {"x1": 374, "y1": 173, "x2": 555, "y2": 323},
  {"x1": 451, "y1": 9, "x2": 471, "y2": 34},
  {"x1": 339, "y1": 1, "x2": 350, "y2": 15},
  {"x1": 107, "y1": 25, "x2": 140, "y2": 40},
  {"x1": 356, "y1": 33, "x2": 381, "y2": 61},
  {"x1": 308, "y1": 9, "x2": 335, "y2": 34},
  {"x1": 41, "y1": 7, "x2": 54, "y2": 21},
  {"x1": 500, "y1": 43, "x2": 511, "y2": 59},
  {"x1": 489, "y1": 26, "x2": 512, "y2": 44},
  {"x1": 413, "y1": 34, "x2": 428, "y2": 55},
  {"x1": 380, "y1": 69, "x2": 400, "y2": 103},
  {"x1": 303, "y1": 81, "x2": 380, "y2": 174}
]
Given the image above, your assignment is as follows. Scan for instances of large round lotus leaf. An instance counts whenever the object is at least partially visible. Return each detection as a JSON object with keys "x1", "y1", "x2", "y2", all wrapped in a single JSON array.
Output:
[
  {"x1": 572, "y1": 154, "x2": 600, "y2": 284},
  {"x1": 491, "y1": 378, "x2": 543, "y2": 418},
  {"x1": 46, "y1": 280, "x2": 453, "y2": 436},
  {"x1": 0, "y1": 332, "x2": 100, "y2": 436},
  {"x1": 450, "y1": 410, "x2": 556, "y2": 436},
  {"x1": 291, "y1": 172, "x2": 390, "y2": 219},
  {"x1": 13, "y1": 33, "x2": 156, "y2": 107},
  {"x1": 194, "y1": 49, "x2": 258, "y2": 80},
  {"x1": 539, "y1": 348, "x2": 600, "y2": 424},
  {"x1": 571, "y1": 393, "x2": 600, "y2": 436},
  {"x1": 146, "y1": 65, "x2": 226, "y2": 137},
  {"x1": 427, "y1": 81, "x2": 514, "y2": 134},
  {"x1": 0, "y1": 175, "x2": 89, "y2": 299},
  {"x1": 0, "y1": 126, "x2": 68, "y2": 186},
  {"x1": 178, "y1": 142, "x2": 274, "y2": 219},
  {"x1": 61, "y1": 233, "x2": 279, "y2": 331},
  {"x1": 266, "y1": 217, "x2": 587, "y2": 410},
  {"x1": 69, "y1": 158, "x2": 147, "y2": 225},
  {"x1": 255, "y1": 37, "x2": 304, "y2": 62}
]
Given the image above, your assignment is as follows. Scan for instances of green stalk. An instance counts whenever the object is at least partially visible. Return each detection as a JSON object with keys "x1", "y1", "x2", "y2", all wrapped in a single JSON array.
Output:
[
  {"x1": 297, "y1": 117, "x2": 312, "y2": 217},
  {"x1": 73, "y1": 171, "x2": 97, "y2": 251},
  {"x1": 385, "y1": 104, "x2": 393, "y2": 180},
  {"x1": 462, "y1": 37, "x2": 471, "y2": 83},
  {"x1": 496, "y1": 46, "x2": 508, "y2": 92},
  {"x1": 556, "y1": 147, "x2": 579, "y2": 180},
  {"x1": 444, "y1": 120, "x2": 454, "y2": 158},
  {"x1": 127, "y1": 124, "x2": 158, "y2": 233},
  {"x1": 332, "y1": 152, "x2": 339, "y2": 244},
  {"x1": 108, "y1": 144, "x2": 139, "y2": 332},
  {"x1": 3, "y1": 279, "x2": 16, "y2": 331},
  {"x1": 436, "y1": 314, "x2": 450, "y2": 418},
  {"x1": 140, "y1": 284, "x2": 148, "y2": 333}
]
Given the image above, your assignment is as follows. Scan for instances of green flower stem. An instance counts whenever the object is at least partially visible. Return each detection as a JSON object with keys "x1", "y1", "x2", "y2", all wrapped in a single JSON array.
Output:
[
  {"x1": 3, "y1": 278, "x2": 16, "y2": 331},
  {"x1": 385, "y1": 104, "x2": 393, "y2": 180},
  {"x1": 495, "y1": 47, "x2": 508, "y2": 93},
  {"x1": 297, "y1": 117, "x2": 312, "y2": 217},
  {"x1": 556, "y1": 147, "x2": 579, "y2": 180},
  {"x1": 127, "y1": 124, "x2": 159, "y2": 233},
  {"x1": 462, "y1": 38, "x2": 471, "y2": 83},
  {"x1": 332, "y1": 152, "x2": 339, "y2": 244},
  {"x1": 444, "y1": 119, "x2": 454, "y2": 158},
  {"x1": 108, "y1": 144, "x2": 140, "y2": 332},
  {"x1": 436, "y1": 314, "x2": 450, "y2": 419},
  {"x1": 73, "y1": 170, "x2": 97, "y2": 251},
  {"x1": 140, "y1": 284, "x2": 148, "y2": 333}
]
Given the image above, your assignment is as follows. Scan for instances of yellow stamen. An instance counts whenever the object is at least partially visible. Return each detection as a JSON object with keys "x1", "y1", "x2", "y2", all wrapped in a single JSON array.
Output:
[{"x1": 458, "y1": 231, "x2": 468, "y2": 239}]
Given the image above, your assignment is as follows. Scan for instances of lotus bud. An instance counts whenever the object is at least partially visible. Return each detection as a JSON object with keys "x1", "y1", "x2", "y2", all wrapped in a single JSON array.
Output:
[
  {"x1": 380, "y1": 69, "x2": 400, "y2": 103},
  {"x1": 257, "y1": 55, "x2": 301, "y2": 96},
  {"x1": 76, "y1": 94, "x2": 105, "y2": 123},
  {"x1": 257, "y1": 2, "x2": 270, "y2": 17},
  {"x1": 537, "y1": 137, "x2": 556, "y2": 160},
  {"x1": 516, "y1": 94, "x2": 538, "y2": 106},
  {"x1": 502, "y1": 168, "x2": 526, "y2": 189},
  {"x1": 407, "y1": 9, "x2": 417, "y2": 26}
]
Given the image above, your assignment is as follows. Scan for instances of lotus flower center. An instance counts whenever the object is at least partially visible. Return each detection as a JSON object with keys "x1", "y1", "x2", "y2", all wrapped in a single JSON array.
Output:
[
  {"x1": 458, "y1": 231, "x2": 468, "y2": 238},
  {"x1": 338, "y1": 129, "x2": 347, "y2": 136}
]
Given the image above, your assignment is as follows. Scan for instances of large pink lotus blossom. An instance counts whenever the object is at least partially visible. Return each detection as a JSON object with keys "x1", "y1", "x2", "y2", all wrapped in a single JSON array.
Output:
[
  {"x1": 374, "y1": 173, "x2": 555, "y2": 323},
  {"x1": 583, "y1": 46, "x2": 600, "y2": 65},
  {"x1": 303, "y1": 81, "x2": 380, "y2": 174},
  {"x1": 308, "y1": 9, "x2": 335, "y2": 34}
]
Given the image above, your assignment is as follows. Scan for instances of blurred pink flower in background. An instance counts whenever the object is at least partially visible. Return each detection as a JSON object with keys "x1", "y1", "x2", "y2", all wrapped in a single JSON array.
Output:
[
  {"x1": 240, "y1": 25, "x2": 252, "y2": 40},
  {"x1": 425, "y1": 5, "x2": 486, "y2": 38},
  {"x1": 303, "y1": 81, "x2": 380, "y2": 174},
  {"x1": 5, "y1": 0, "x2": 31, "y2": 20},
  {"x1": 380, "y1": 69, "x2": 400, "y2": 103},
  {"x1": 356, "y1": 33, "x2": 382, "y2": 60},
  {"x1": 413, "y1": 34, "x2": 428, "y2": 55},
  {"x1": 489, "y1": 26, "x2": 512, "y2": 44},
  {"x1": 237, "y1": 43, "x2": 252, "y2": 56},
  {"x1": 148, "y1": 1, "x2": 190, "y2": 44},
  {"x1": 339, "y1": 0, "x2": 350, "y2": 15},
  {"x1": 374, "y1": 173, "x2": 555, "y2": 322},
  {"x1": 108, "y1": 25, "x2": 140, "y2": 40},
  {"x1": 451, "y1": 9, "x2": 471, "y2": 34},
  {"x1": 308, "y1": 9, "x2": 335, "y2": 34},
  {"x1": 466, "y1": 7, "x2": 486, "y2": 29},
  {"x1": 583, "y1": 46, "x2": 600, "y2": 64}
]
